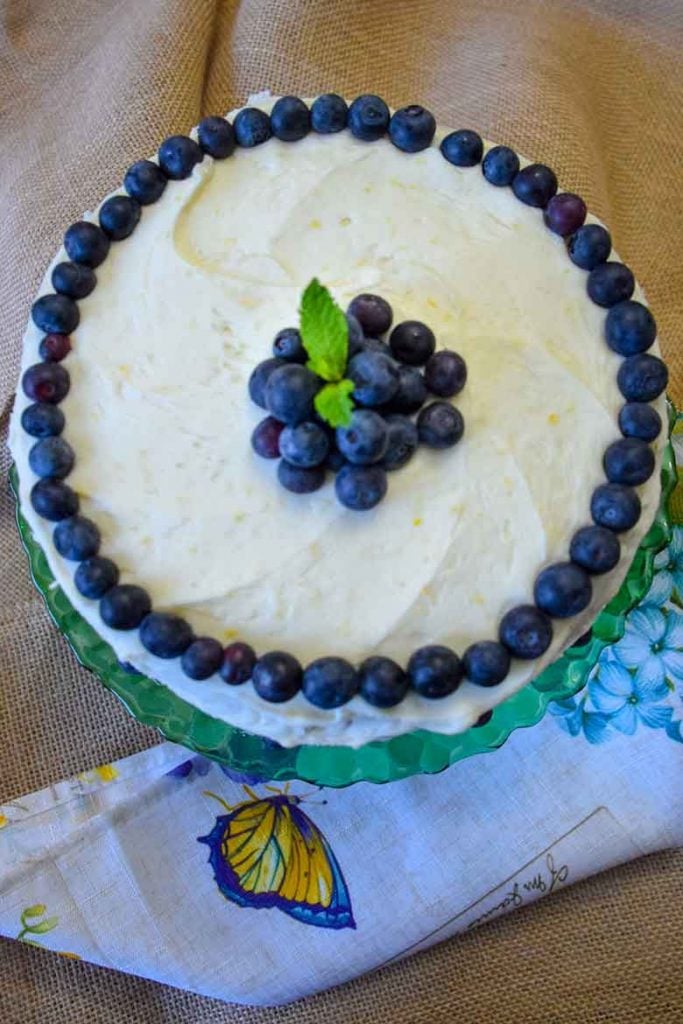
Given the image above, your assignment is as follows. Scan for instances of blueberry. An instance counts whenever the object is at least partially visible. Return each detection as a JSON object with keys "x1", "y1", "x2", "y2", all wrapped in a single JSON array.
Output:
[
  {"x1": 251, "y1": 416, "x2": 284, "y2": 459},
  {"x1": 30, "y1": 479, "x2": 79, "y2": 521},
  {"x1": 51, "y1": 262, "x2": 96, "y2": 299},
  {"x1": 272, "y1": 327, "x2": 306, "y2": 362},
  {"x1": 389, "y1": 105, "x2": 436, "y2": 153},
  {"x1": 265, "y1": 364, "x2": 319, "y2": 425},
  {"x1": 197, "y1": 115, "x2": 236, "y2": 158},
  {"x1": 383, "y1": 365, "x2": 427, "y2": 414},
  {"x1": 346, "y1": 313, "x2": 365, "y2": 356},
  {"x1": 220, "y1": 641, "x2": 257, "y2": 685},
  {"x1": 543, "y1": 193, "x2": 587, "y2": 237},
  {"x1": 587, "y1": 262, "x2": 635, "y2": 308},
  {"x1": 22, "y1": 362, "x2": 70, "y2": 404},
  {"x1": 336, "y1": 409, "x2": 388, "y2": 465},
  {"x1": 570, "y1": 525, "x2": 621, "y2": 574},
  {"x1": 348, "y1": 351, "x2": 399, "y2": 407},
  {"x1": 591, "y1": 483, "x2": 641, "y2": 532},
  {"x1": 39, "y1": 333, "x2": 72, "y2": 362},
  {"x1": 99, "y1": 195, "x2": 141, "y2": 240},
  {"x1": 140, "y1": 612, "x2": 193, "y2": 657},
  {"x1": 302, "y1": 657, "x2": 359, "y2": 708},
  {"x1": 280, "y1": 421, "x2": 330, "y2": 467},
  {"x1": 335, "y1": 464, "x2": 387, "y2": 511},
  {"x1": 124, "y1": 159, "x2": 168, "y2": 205},
  {"x1": 605, "y1": 301, "x2": 656, "y2": 356},
  {"x1": 603, "y1": 437, "x2": 655, "y2": 486},
  {"x1": 362, "y1": 337, "x2": 393, "y2": 359},
  {"x1": 64, "y1": 221, "x2": 110, "y2": 268},
  {"x1": 462, "y1": 641, "x2": 510, "y2": 687},
  {"x1": 482, "y1": 145, "x2": 520, "y2": 186},
  {"x1": 499, "y1": 604, "x2": 552, "y2": 659},
  {"x1": 325, "y1": 443, "x2": 346, "y2": 473},
  {"x1": 100, "y1": 584, "x2": 151, "y2": 630},
  {"x1": 347, "y1": 293, "x2": 393, "y2": 336},
  {"x1": 440, "y1": 129, "x2": 483, "y2": 167},
  {"x1": 311, "y1": 93, "x2": 348, "y2": 133},
  {"x1": 358, "y1": 656, "x2": 409, "y2": 707},
  {"x1": 424, "y1": 350, "x2": 467, "y2": 398},
  {"x1": 74, "y1": 556, "x2": 119, "y2": 599},
  {"x1": 511, "y1": 164, "x2": 558, "y2": 208},
  {"x1": 181, "y1": 637, "x2": 224, "y2": 679},
  {"x1": 417, "y1": 401, "x2": 464, "y2": 448},
  {"x1": 21, "y1": 402, "x2": 65, "y2": 438},
  {"x1": 408, "y1": 645, "x2": 463, "y2": 698},
  {"x1": 618, "y1": 402, "x2": 662, "y2": 442},
  {"x1": 270, "y1": 96, "x2": 310, "y2": 142},
  {"x1": 31, "y1": 294, "x2": 79, "y2": 335},
  {"x1": 534, "y1": 562, "x2": 592, "y2": 619},
  {"x1": 158, "y1": 135, "x2": 203, "y2": 179},
  {"x1": 474, "y1": 710, "x2": 494, "y2": 727},
  {"x1": 233, "y1": 107, "x2": 272, "y2": 147},
  {"x1": 389, "y1": 320, "x2": 435, "y2": 365},
  {"x1": 277, "y1": 459, "x2": 326, "y2": 494},
  {"x1": 252, "y1": 650, "x2": 302, "y2": 702},
  {"x1": 381, "y1": 415, "x2": 419, "y2": 471},
  {"x1": 348, "y1": 94, "x2": 390, "y2": 142},
  {"x1": 53, "y1": 515, "x2": 101, "y2": 560},
  {"x1": 566, "y1": 223, "x2": 611, "y2": 270},
  {"x1": 617, "y1": 353, "x2": 668, "y2": 402},
  {"x1": 248, "y1": 357, "x2": 286, "y2": 408},
  {"x1": 29, "y1": 436, "x2": 75, "y2": 478}
]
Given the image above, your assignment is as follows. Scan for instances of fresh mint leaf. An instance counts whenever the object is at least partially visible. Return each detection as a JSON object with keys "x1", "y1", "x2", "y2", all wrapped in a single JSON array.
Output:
[
  {"x1": 314, "y1": 379, "x2": 355, "y2": 428},
  {"x1": 300, "y1": 278, "x2": 348, "y2": 382}
]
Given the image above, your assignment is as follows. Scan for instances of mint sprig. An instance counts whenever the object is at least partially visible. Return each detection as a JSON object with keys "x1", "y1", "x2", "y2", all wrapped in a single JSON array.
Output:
[
  {"x1": 299, "y1": 278, "x2": 354, "y2": 427},
  {"x1": 315, "y1": 379, "x2": 355, "y2": 429}
]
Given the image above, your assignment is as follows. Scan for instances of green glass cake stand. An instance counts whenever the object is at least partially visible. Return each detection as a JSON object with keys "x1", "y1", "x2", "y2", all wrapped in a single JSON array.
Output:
[{"x1": 10, "y1": 425, "x2": 677, "y2": 787}]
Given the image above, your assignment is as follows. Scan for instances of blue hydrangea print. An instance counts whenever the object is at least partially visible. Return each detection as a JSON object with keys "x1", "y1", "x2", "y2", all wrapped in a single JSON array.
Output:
[{"x1": 642, "y1": 529, "x2": 683, "y2": 608}]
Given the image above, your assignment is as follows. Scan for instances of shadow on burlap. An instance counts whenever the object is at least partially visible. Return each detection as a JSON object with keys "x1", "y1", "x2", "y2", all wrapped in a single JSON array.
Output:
[{"x1": 0, "y1": 1, "x2": 681, "y2": 1021}]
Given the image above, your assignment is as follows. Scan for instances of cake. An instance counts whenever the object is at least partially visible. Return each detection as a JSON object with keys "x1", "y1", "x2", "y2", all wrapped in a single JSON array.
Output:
[{"x1": 9, "y1": 93, "x2": 668, "y2": 748}]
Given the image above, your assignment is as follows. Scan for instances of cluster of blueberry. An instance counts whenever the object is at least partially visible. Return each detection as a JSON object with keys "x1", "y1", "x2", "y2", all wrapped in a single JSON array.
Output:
[
  {"x1": 249, "y1": 291, "x2": 467, "y2": 511},
  {"x1": 18, "y1": 91, "x2": 669, "y2": 712}
]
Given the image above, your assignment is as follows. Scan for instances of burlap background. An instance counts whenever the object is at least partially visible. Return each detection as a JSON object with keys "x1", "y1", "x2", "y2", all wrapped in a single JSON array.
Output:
[{"x1": 1, "y1": 1, "x2": 681, "y2": 1021}]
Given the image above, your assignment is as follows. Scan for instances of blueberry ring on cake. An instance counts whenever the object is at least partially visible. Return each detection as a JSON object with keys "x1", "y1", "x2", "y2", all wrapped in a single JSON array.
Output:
[{"x1": 9, "y1": 93, "x2": 668, "y2": 747}]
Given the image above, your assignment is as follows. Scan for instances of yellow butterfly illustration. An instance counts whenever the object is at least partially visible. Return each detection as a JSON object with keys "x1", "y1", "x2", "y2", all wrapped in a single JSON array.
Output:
[{"x1": 198, "y1": 783, "x2": 355, "y2": 930}]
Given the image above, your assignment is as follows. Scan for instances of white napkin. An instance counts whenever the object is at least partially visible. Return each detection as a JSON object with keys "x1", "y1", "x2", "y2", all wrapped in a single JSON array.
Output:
[{"x1": 2, "y1": 457, "x2": 682, "y2": 1004}]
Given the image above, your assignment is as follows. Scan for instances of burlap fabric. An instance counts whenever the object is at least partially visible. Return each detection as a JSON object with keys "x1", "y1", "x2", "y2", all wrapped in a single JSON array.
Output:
[{"x1": 1, "y1": 1, "x2": 681, "y2": 1020}]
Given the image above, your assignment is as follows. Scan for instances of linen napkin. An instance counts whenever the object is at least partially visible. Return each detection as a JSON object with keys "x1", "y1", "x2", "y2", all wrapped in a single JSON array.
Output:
[{"x1": 1, "y1": 472, "x2": 681, "y2": 1007}]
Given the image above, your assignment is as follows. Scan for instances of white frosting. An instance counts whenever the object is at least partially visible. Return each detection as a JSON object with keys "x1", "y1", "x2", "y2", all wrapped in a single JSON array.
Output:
[{"x1": 9, "y1": 101, "x2": 666, "y2": 746}]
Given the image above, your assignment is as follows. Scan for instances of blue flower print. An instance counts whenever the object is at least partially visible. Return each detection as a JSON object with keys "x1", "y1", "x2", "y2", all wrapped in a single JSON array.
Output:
[
  {"x1": 588, "y1": 658, "x2": 673, "y2": 734},
  {"x1": 549, "y1": 696, "x2": 611, "y2": 744},
  {"x1": 613, "y1": 606, "x2": 683, "y2": 689},
  {"x1": 641, "y1": 567, "x2": 676, "y2": 608},
  {"x1": 644, "y1": 527, "x2": 683, "y2": 608},
  {"x1": 550, "y1": 508, "x2": 683, "y2": 745}
]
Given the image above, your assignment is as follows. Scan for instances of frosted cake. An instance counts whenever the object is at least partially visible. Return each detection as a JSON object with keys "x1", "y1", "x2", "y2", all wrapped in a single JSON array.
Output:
[{"x1": 9, "y1": 93, "x2": 668, "y2": 747}]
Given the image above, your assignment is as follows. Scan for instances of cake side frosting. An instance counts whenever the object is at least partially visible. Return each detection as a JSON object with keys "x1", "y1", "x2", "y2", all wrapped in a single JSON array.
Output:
[{"x1": 8, "y1": 98, "x2": 667, "y2": 746}]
